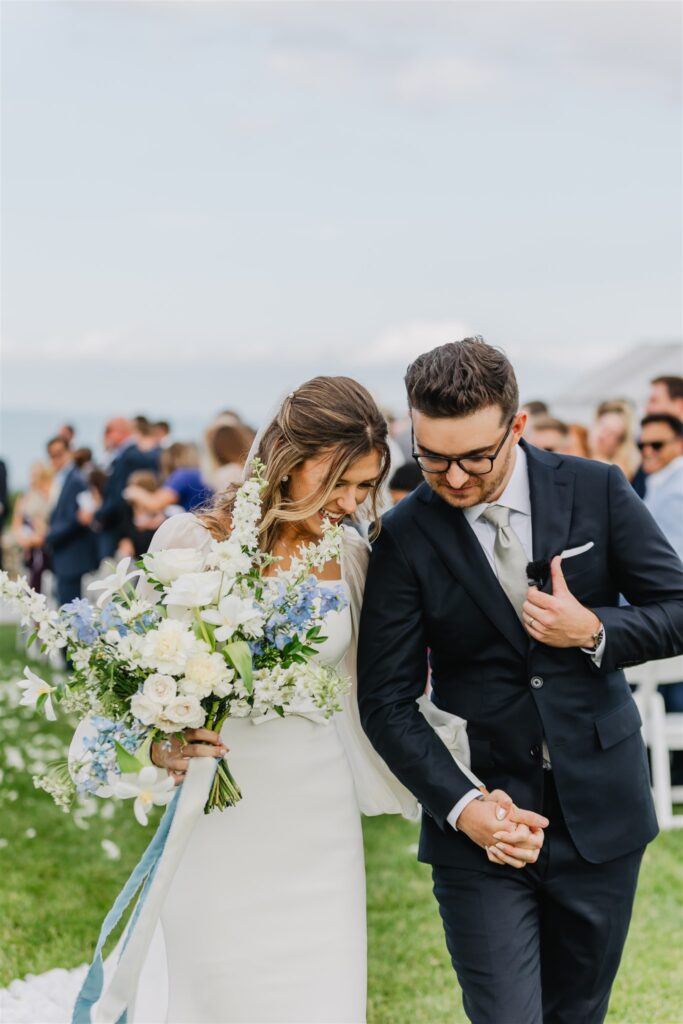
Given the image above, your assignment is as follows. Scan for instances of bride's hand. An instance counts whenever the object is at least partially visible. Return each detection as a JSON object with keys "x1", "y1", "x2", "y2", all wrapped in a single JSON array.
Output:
[{"x1": 151, "y1": 728, "x2": 228, "y2": 786}]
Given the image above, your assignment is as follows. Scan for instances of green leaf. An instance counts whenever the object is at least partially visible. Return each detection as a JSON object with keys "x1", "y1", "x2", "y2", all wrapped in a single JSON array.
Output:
[
  {"x1": 224, "y1": 640, "x2": 253, "y2": 694},
  {"x1": 27, "y1": 631, "x2": 38, "y2": 649},
  {"x1": 36, "y1": 692, "x2": 49, "y2": 713},
  {"x1": 114, "y1": 740, "x2": 144, "y2": 774}
]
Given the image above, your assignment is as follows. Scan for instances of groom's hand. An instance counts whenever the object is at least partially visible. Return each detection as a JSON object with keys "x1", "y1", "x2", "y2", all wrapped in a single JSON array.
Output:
[
  {"x1": 523, "y1": 555, "x2": 601, "y2": 648},
  {"x1": 456, "y1": 790, "x2": 548, "y2": 869}
]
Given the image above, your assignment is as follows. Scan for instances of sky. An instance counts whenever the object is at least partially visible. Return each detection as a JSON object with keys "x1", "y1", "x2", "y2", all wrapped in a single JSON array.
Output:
[{"x1": 1, "y1": 0, "x2": 681, "y2": 443}]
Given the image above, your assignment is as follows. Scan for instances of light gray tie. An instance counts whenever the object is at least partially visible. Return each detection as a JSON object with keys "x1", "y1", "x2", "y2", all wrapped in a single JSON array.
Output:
[
  {"x1": 481, "y1": 504, "x2": 552, "y2": 768},
  {"x1": 480, "y1": 504, "x2": 528, "y2": 621}
]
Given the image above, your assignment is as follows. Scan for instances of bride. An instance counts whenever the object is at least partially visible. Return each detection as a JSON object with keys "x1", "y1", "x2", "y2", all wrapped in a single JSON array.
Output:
[{"x1": 136, "y1": 375, "x2": 417, "y2": 1024}]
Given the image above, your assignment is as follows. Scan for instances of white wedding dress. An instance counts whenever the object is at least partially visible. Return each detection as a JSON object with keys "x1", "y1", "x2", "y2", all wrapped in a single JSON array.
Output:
[{"x1": 1, "y1": 517, "x2": 422, "y2": 1024}]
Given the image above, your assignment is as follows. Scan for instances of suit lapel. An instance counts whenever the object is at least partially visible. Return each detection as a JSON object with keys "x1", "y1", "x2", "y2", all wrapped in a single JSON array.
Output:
[
  {"x1": 524, "y1": 441, "x2": 575, "y2": 593},
  {"x1": 413, "y1": 484, "x2": 528, "y2": 657}
]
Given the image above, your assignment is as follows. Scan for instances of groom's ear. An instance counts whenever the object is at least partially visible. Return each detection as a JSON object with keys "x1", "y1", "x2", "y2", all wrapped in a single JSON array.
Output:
[{"x1": 512, "y1": 411, "x2": 528, "y2": 441}]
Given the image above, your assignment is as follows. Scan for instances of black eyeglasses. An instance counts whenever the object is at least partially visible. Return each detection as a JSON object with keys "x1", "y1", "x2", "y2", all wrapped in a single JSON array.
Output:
[
  {"x1": 637, "y1": 439, "x2": 674, "y2": 452},
  {"x1": 412, "y1": 419, "x2": 514, "y2": 476}
]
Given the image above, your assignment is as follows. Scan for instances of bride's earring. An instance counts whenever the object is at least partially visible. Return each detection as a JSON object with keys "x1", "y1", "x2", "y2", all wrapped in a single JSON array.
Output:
[{"x1": 282, "y1": 475, "x2": 289, "y2": 483}]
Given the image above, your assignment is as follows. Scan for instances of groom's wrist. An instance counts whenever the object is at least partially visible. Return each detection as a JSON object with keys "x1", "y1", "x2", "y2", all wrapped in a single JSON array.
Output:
[{"x1": 448, "y1": 790, "x2": 483, "y2": 831}]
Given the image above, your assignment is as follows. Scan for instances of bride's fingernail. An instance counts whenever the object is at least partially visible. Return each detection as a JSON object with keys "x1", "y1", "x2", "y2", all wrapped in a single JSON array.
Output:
[
  {"x1": 495, "y1": 842, "x2": 507, "y2": 851},
  {"x1": 496, "y1": 807, "x2": 506, "y2": 820}
]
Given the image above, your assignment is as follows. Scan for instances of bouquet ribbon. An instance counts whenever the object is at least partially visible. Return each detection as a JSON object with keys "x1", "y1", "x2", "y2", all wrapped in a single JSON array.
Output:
[{"x1": 72, "y1": 757, "x2": 219, "y2": 1024}]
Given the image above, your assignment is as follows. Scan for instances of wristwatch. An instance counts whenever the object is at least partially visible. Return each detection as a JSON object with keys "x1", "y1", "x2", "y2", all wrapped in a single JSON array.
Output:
[{"x1": 588, "y1": 621, "x2": 605, "y2": 651}]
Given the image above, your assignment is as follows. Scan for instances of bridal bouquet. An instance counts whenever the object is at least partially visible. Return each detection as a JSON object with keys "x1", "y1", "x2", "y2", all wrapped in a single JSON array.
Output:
[{"x1": 0, "y1": 460, "x2": 350, "y2": 824}]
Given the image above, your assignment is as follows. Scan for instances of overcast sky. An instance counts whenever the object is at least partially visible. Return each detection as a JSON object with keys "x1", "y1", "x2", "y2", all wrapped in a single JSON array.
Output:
[{"x1": 1, "y1": 0, "x2": 681, "y2": 425}]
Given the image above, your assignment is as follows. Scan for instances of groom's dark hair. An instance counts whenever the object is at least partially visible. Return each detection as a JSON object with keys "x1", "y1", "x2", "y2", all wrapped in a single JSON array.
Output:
[{"x1": 405, "y1": 336, "x2": 519, "y2": 422}]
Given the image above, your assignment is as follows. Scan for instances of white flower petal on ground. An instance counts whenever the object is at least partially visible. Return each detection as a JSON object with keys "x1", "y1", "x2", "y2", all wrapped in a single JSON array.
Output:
[
  {"x1": 201, "y1": 594, "x2": 264, "y2": 642},
  {"x1": 16, "y1": 668, "x2": 57, "y2": 721},
  {"x1": 107, "y1": 765, "x2": 175, "y2": 826},
  {"x1": 87, "y1": 557, "x2": 144, "y2": 607},
  {"x1": 163, "y1": 571, "x2": 224, "y2": 609},
  {"x1": 101, "y1": 839, "x2": 121, "y2": 860},
  {"x1": 142, "y1": 548, "x2": 207, "y2": 584}
]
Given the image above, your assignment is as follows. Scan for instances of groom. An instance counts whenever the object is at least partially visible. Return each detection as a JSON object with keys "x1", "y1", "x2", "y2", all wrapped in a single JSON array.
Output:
[{"x1": 358, "y1": 338, "x2": 683, "y2": 1024}]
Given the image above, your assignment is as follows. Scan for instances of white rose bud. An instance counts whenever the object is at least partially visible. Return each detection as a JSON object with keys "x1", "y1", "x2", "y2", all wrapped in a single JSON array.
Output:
[
  {"x1": 131, "y1": 691, "x2": 164, "y2": 726},
  {"x1": 160, "y1": 695, "x2": 206, "y2": 731}
]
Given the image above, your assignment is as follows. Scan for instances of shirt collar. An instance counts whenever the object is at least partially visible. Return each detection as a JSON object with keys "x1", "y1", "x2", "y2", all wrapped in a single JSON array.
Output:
[
  {"x1": 464, "y1": 443, "x2": 531, "y2": 525},
  {"x1": 645, "y1": 454, "x2": 683, "y2": 493}
]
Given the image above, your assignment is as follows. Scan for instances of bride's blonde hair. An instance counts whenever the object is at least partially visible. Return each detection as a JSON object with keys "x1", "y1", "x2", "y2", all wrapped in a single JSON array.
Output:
[{"x1": 199, "y1": 376, "x2": 391, "y2": 551}]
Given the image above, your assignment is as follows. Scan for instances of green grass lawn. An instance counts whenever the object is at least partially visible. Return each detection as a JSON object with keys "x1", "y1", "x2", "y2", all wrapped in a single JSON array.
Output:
[{"x1": 1, "y1": 623, "x2": 681, "y2": 1023}]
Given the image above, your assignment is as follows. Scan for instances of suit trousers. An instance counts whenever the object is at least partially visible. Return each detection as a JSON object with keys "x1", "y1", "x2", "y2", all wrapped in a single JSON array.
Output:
[
  {"x1": 55, "y1": 575, "x2": 82, "y2": 607},
  {"x1": 432, "y1": 773, "x2": 644, "y2": 1024}
]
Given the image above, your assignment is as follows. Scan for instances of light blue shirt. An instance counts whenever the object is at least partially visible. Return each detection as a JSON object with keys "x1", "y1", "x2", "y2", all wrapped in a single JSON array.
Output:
[{"x1": 644, "y1": 456, "x2": 683, "y2": 563}]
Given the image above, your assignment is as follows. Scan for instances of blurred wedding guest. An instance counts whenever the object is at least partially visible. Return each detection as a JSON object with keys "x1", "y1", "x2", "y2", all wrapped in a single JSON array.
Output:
[
  {"x1": 525, "y1": 415, "x2": 569, "y2": 452},
  {"x1": 73, "y1": 447, "x2": 94, "y2": 472},
  {"x1": 132, "y1": 416, "x2": 163, "y2": 461},
  {"x1": 116, "y1": 470, "x2": 166, "y2": 558},
  {"x1": 207, "y1": 423, "x2": 252, "y2": 492},
  {"x1": 92, "y1": 417, "x2": 160, "y2": 559},
  {"x1": 44, "y1": 436, "x2": 98, "y2": 605},
  {"x1": 123, "y1": 441, "x2": 213, "y2": 516},
  {"x1": 589, "y1": 401, "x2": 640, "y2": 481},
  {"x1": 640, "y1": 415, "x2": 683, "y2": 560},
  {"x1": 645, "y1": 375, "x2": 683, "y2": 419},
  {"x1": 57, "y1": 423, "x2": 76, "y2": 448},
  {"x1": 388, "y1": 462, "x2": 423, "y2": 505},
  {"x1": 640, "y1": 413, "x2": 683, "y2": 780},
  {"x1": 522, "y1": 399, "x2": 549, "y2": 417},
  {"x1": 151, "y1": 420, "x2": 173, "y2": 448},
  {"x1": 0, "y1": 458, "x2": 8, "y2": 570},
  {"x1": 564, "y1": 423, "x2": 591, "y2": 459},
  {"x1": 10, "y1": 462, "x2": 53, "y2": 592}
]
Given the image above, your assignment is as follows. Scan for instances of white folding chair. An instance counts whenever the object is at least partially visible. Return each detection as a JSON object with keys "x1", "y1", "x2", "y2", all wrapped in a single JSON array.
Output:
[{"x1": 627, "y1": 656, "x2": 683, "y2": 830}]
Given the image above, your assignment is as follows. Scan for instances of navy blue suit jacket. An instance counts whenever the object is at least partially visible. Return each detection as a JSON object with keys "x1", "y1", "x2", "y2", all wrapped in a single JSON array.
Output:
[
  {"x1": 95, "y1": 445, "x2": 159, "y2": 557},
  {"x1": 358, "y1": 442, "x2": 683, "y2": 865},
  {"x1": 47, "y1": 466, "x2": 98, "y2": 580}
]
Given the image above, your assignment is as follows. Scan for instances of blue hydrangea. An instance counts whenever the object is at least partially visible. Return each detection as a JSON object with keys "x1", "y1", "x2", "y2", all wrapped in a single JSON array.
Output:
[
  {"x1": 99, "y1": 601, "x2": 128, "y2": 636},
  {"x1": 76, "y1": 716, "x2": 145, "y2": 795},
  {"x1": 60, "y1": 598, "x2": 99, "y2": 644}
]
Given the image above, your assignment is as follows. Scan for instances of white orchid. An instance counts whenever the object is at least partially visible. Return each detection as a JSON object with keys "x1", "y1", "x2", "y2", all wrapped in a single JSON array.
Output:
[
  {"x1": 17, "y1": 667, "x2": 57, "y2": 720},
  {"x1": 206, "y1": 539, "x2": 253, "y2": 577},
  {"x1": 88, "y1": 557, "x2": 144, "y2": 607},
  {"x1": 107, "y1": 766, "x2": 175, "y2": 826},
  {"x1": 163, "y1": 570, "x2": 224, "y2": 609},
  {"x1": 142, "y1": 548, "x2": 207, "y2": 584},
  {"x1": 201, "y1": 594, "x2": 264, "y2": 642}
]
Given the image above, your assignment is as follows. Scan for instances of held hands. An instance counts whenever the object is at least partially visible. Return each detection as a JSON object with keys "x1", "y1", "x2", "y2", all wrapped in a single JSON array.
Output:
[
  {"x1": 523, "y1": 555, "x2": 600, "y2": 648},
  {"x1": 456, "y1": 789, "x2": 549, "y2": 869},
  {"x1": 151, "y1": 728, "x2": 227, "y2": 786}
]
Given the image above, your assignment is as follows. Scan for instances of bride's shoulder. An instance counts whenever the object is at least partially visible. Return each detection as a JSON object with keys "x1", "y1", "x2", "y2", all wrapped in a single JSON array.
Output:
[
  {"x1": 149, "y1": 513, "x2": 212, "y2": 553},
  {"x1": 341, "y1": 525, "x2": 370, "y2": 574}
]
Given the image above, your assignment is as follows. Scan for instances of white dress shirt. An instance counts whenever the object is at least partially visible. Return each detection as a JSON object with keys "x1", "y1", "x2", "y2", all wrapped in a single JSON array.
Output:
[{"x1": 446, "y1": 444, "x2": 605, "y2": 830}]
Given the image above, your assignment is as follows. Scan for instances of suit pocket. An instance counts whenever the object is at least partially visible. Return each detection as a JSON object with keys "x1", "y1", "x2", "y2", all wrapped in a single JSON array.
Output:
[{"x1": 595, "y1": 699, "x2": 643, "y2": 750}]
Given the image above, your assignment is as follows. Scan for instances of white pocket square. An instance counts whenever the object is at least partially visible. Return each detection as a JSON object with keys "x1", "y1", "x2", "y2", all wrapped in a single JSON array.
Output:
[{"x1": 560, "y1": 541, "x2": 594, "y2": 560}]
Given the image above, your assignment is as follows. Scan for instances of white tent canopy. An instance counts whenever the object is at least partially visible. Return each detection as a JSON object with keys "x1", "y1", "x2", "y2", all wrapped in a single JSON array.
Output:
[{"x1": 550, "y1": 341, "x2": 682, "y2": 425}]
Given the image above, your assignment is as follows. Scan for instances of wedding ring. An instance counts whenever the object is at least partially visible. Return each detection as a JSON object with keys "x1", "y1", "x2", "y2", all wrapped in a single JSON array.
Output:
[{"x1": 528, "y1": 617, "x2": 536, "y2": 629}]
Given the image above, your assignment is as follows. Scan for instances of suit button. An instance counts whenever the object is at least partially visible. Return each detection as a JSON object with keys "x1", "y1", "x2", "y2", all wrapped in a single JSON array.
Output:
[
  {"x1": 530, "y1": 676, "x2": 544, "y2": 689},
  {"x1": 530, "y1": 745, "x2": 541, "y2": 760}
]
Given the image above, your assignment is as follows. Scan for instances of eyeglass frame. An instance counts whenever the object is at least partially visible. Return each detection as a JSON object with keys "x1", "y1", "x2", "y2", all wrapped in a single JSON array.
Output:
[{"x1": 411, "y1": 417, "x2": 515, "y2": 476}]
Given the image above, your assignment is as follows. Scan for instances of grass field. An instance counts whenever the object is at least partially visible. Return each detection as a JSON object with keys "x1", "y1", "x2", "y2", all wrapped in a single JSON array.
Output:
[{"x1": 0, "y1": 623, "x2": 681, "y2": 1023}]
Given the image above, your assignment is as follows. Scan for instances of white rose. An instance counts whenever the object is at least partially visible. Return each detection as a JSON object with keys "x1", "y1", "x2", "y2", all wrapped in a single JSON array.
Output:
[
  {"x1": 163, "y1": 571, "x2": 224, "y2": 609},
  {"x1": 131, "y1": 691, "x2": 164, "y2": 726},
  {"x1": 180, "y1": 652, "x2": 235, "y2": 699},
  {"x1": 157, "y1": 695, "x2": 206, "y2": 732},
  {"x1": 142, "y1": 548, "x2": 207, "y2": 584},
  {"x1": 141, "y1": 619, "x2": 201, "y2": 675},
  {"x1": 142, "y1": 673, "x2": 177, "y2": 704}
]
